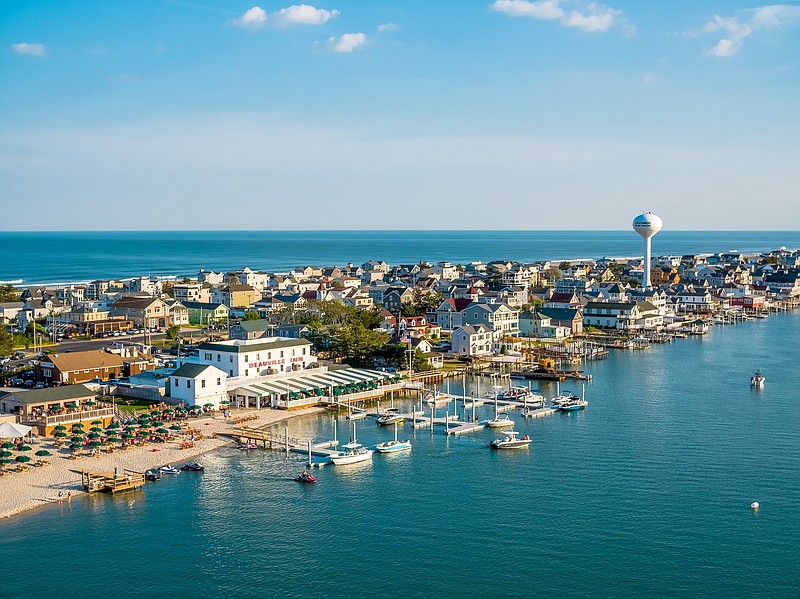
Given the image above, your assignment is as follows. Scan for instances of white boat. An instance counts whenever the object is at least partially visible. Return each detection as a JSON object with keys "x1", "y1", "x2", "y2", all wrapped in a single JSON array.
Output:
[
  {"x1": 486, "y1": 412, "x2": 514, "y2": 428},
  {"x1": 423, "y1": 389, "x2": 450, "y2": 407},
  {"x1": 552, "y1": 392, "x2": 580, "y2": 406},
  {"x1": 238, "y1": 442, "x2": 258, "y2": 450},
  {"x1": 159, "y1": 465, "x2": 181, "y2": 474},
  {"x1": 375, "y1": 422, "x2": 411, "y2": 454},
  {"x1": 750, "y1": 371, "x2": 765, "y2": 388},
  {"x1": 376, "y1": 408, "x2": 405, "y2": 427},
  {"x1": 331, "y1": 422, "x2": 373, "y2": 465},
  {"x1": 490, "y1": 430, "x2": 532, "y2": 450}
]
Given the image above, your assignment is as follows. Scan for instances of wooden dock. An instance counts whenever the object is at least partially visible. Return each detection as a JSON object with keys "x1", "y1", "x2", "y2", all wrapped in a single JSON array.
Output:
[{"x1": 81, "y1": 469, "x2": 145, "y2": 493}]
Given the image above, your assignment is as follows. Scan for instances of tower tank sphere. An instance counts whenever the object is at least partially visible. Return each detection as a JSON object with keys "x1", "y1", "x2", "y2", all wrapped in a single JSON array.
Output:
[{"x1": 632, "y1": 212, "x2": 663, "y2": 289}]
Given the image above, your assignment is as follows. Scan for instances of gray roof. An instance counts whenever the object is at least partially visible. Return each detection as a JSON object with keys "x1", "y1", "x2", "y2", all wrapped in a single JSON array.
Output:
[
  {"x1": 6, "y1": 385, "x2": 95, "y2": 405},
  {"x1": 171, "y1": 363, "x2": 218, "y2": 379},
  {"x1": 235, "y1": 319, "x2": 272, "y2": 332},
  {"x1": 198, "y1": 338, "x2": 311, "y2": 354}
]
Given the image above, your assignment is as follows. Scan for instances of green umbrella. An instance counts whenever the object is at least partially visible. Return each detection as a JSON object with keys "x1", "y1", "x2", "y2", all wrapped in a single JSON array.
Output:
[
  {"x1": 71, "y1": 444, "x2": 84, "y2": 450},
  {"x1": 0, "y1": 458, "x2": 11, "y2": 466},
  {"x1": 90, "y1": 420, "x2": 102, "y2": 425},
  {"x1": 162, "y1": 408, "x2": 174, "y2": 414},
  {"x1": 123, "y1": 433, "x2": 135, "y2": 439},
  {"x1": 65, "y1": 403, "x2": 77, "y2": 409},
  {"x1": 149, "y1": 410, "x2": 162, "y2": 417},
  {"x1": 35, "y1": 449, "x2": 51, "y2": 457},
  {"x1": 153, "y1": 421, "x2": 165, "y2": 427},
  {"x1": 72, "y1": 423, "x2": 84, "y2": 429},
  {"x1": 90, "y1": 441, "x2": 102, "y2": 448},
  {"x1": 53, "y1": 425, "x2": 67, "y2": 431},
  {"x1": 107, "y1": 422, "x2": 120, "y2": 429},
  {"x1": 203, "y1": 403, "x2": 214, "y2": 408},
  {"x1": 219, "y1": 399, "x2": 230, "y2": 405},
  {"x1": 87, "y1": 432, "x2": 101, "y2": 439},
  {"x1": 72, "y1": 436, "x2": 85, "y2": 443},
  {"x1": 169, "y1": 424, "x2": 182, "y2": 431},
  {"x1": 139, "y1": 423, "x2": 152, "y2": 430},
  {"x1": 107, "y1": 436, "x2": 121, "y2": 443},
  {"x1": 54, "y1": 431, "x2": 67, "y2": 438},
  {"x1": 17, "y1": 445, "x2": 32, "y2": 452},
  {"x1": 89, "y1": 427, "x2": 103, "y2": 433},
  {"x1": 0, "y1": 442, "x2": 14, "y2": 449},
  {"x1": 156, "y1": 428, "x2": 169, "y2": 435},
  {"x1": 0, "y1": 450, "x2": 12, "y2": 458},
  {"x1": 85, "y1": 401, "x2": 97, "y2": 406},
  {"x1": 15, "y1": 455, "x2": 31, "y2": 463}
]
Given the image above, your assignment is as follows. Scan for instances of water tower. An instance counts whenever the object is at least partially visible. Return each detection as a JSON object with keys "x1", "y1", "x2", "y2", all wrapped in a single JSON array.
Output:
[{"x1": 632, "y1": 212, "x2": 663, "y2": 289}]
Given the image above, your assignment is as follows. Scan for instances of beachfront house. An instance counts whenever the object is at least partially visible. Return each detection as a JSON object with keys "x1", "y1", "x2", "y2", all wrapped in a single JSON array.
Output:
[
  {"x1": 111, "y1": 296, "x2": 169, "y2": 329},
  {"x1": 461, "y1": 302, "x2": 520, "y2": 337},
  {"x1": 183, "y1": 301, "x2": 229, "y2": 325},
  {"x1": 583, "y1": 301, "x2": 663, "y2": 330},
  {"x1": 168, "y1": 363, "x2": 228, "y2": 410},
  {"x1": 451, "y1": 324, "x2": 496, "y2": 357},
  {"x1": 0, "y1": 385, "x2": 112, "y2": 436}
]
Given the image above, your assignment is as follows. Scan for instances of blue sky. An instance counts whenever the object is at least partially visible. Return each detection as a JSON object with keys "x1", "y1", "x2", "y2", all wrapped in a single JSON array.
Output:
[{"x1": 2, "y1": 0, "x2": 799, "y2": 231}]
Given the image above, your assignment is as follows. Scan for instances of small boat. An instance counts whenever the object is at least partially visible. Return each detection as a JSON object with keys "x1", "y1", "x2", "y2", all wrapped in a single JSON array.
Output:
[
  {"x1": 486, "y1": 412, "x2": 514, "y2": 428},
  {"x1": 375, "y1": 422, "x2": 411, "y2": 453},
  {"x1": 180, "y1": 462, "x2": 205, "y2": 472},
  {"x1": 497, "y1": 386, "x2": 531, "y2": 400},
  {"x1": 145, "y1": 468, "x2": 161, "y2": 481},
  {"x1": 423, "y1": 390, "x2": 450, "y2": 407},
  {"x1": 295, "y1": 471, "x2": 316, "y2": 483},
  {"x1": 491, "y1": 430, "x2": 532, "y2": 450},
  {"x1": 750, "y1": 371, "x2": 765, "y2": 388},
  {"x1": 238, "y1": 442, "x2": 258, "y2": 450},
  {"x1": 159, "y1": 465, "x2": 180, "y2": 475},
  {"x1": 557, "y1": 399, "x2": 588, "y2": 412},
  {"x1": 552, "y1": 392, "x2": 580, "y2": 406},
  {"x1": 331, "y1": 422, "x2": 373, "y2": 465},
  {"x1": 376, "y1": 408, "x2": 405, "y2": 427}
]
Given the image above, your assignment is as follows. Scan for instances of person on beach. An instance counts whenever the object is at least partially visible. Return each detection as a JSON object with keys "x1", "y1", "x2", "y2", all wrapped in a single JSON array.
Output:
[
  {"x1": 57, "y1": 491, "x2": 63, "y2": 505},
  {"x1": 67, "y1": 492, "x2": 71, "y2": 504}
]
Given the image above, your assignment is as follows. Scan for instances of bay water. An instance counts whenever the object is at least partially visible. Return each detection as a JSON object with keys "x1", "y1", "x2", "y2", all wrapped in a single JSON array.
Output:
[{"x1": 1, "y1": 311, "x2": 799, "y2": 598}]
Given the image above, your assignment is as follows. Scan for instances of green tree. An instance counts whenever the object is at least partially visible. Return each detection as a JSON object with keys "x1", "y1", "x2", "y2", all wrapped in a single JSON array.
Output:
[
  {"x1": 0, "y1": 327, "x2": 14, "y2": 356},
  {"x1": 0, "y1": 285, "x2": 20, "y2": 303},
  {"x1": 241, "y1": 311, "x2": 262, "y2": 321},
  {"x1": 165, "y1": 325, "x2": 181, "y2": 340}
]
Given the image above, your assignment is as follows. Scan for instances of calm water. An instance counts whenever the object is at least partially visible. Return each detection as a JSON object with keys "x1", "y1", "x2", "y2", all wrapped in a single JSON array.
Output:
[
  {"x1": 1, "y1": 230, "x2": 799, "y2": 284},
  {"x1": 1, "y1": 312, "x2": 799, "y2": 598}
]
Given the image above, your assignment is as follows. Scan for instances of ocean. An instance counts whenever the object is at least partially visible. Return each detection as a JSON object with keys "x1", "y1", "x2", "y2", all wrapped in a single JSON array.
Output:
[
  {"x1": 1, "y1": 312, "x2": 799, "y2": 598},
  {"x1": 1, "y1": 230, "x2": 799, "y2": 285}
]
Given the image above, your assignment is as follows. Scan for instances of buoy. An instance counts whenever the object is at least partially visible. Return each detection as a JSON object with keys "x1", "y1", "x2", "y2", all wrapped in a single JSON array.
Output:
[{"x1": 751, "y1": 502, "x2": 760, "y2": 510}]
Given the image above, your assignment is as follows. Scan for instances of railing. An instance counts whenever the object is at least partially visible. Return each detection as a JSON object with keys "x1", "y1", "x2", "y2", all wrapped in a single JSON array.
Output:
[{"x1": 22, "y1": 407, "x2": 115, "y2": 426}]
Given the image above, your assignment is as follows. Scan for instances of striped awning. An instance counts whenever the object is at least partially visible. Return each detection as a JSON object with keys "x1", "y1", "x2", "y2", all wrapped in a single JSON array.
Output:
[{"x1": 232, "y1": 368, "x2": 391, "y2": 397}]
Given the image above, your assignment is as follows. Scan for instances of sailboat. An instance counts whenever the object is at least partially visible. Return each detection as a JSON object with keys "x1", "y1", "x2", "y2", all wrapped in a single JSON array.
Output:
[
  {"x1": 330, "y1": 421, "x2": 373, "y2": 465},
  {"x1": 375, "y1": 422, "x2": 411, "y2": 453}
]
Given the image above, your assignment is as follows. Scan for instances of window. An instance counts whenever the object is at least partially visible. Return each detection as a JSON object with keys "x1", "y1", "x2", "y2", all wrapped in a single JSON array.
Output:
[
  {"x1": 173, "y1": 378, "x2": 179, "y2": 387},
  {"x1": 42, "y1": 369, "x2": 52, "y2": 377},
  {"x1": 280, "y1": 350, "x2": 284, "y2": 358},
  {"x1": 268, "y1": 352, "x2": 271, "y2": 359},
  {"x1": 187, "y1": 380, "x2": 192, "y2": 388},
  {"x1": 217, "y1": 354, "x2": 221, "y2": 362},
  {"x1": 245, "y1": 355, "x2": 249, "y2": 362},
  {"x1": 217, "y1": 378, "x2": 221, "y2": 386},
  {"x1": 302, "y1": 348, "x2": 306, "y2": 355},
  {"x1": 229, "y1": 370, "x2": 233, "y2": 376},
  {"x1": 201, "y1": 380, "x2": 206, "y2": 388},
  {"x1": 204, "y1": 353, "x2": 212, "y2": 360},
  {"x1": 229, "y1": 356, "x2": 233, "y2": 363},
  {"x1": 245, "y1": 369, "x2": 249, "y2": 377}
]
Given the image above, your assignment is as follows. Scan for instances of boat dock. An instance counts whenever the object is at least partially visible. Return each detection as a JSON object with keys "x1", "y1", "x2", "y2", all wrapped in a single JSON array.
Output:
[{"x1": 80, "y1": 469, "x2": 145, "y2": 493}]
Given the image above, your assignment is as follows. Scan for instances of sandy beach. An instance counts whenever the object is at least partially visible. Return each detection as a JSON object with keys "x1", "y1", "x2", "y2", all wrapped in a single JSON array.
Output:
[{"x1": 0, "y1": 407, "x2": 324, "y2": 520}]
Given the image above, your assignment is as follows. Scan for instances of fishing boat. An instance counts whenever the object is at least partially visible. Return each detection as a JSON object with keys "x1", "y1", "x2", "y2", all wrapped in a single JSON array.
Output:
[
  {"x1": 750, "y1": 371, "x2": 765, "y2": 388},
  {"x1": 159, "y1": 465, "x2": 180, "y2": 475},
  {"x1": 375, "y1": 422, "x2": 411, "y2": 453},
  {"x1": 295, "y1": 471, "x2": 316, "y2": 483},
  {"x1": 331, "y1": 422, "x2": 373, "y2": 465},
  {"x1": 376, "y1": 408, "x2": 405, "y2": 427},
  {"x1": 238, "y1": 442, "x2": 258, "y2": 450},
  {"x1": 490, "y1": 430, "x2": 532, "y2": 450},
  {"x1": 180, "y1": 462, "x2": 205, "y2": 472},
  {"x1": 486, "y1": 412, "x2": 514, "y2": 428}
]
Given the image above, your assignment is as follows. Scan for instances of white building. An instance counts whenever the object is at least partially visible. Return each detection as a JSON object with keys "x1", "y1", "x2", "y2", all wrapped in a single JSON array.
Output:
[
  {"x1": 169, "y1": 363, "x2": 228, "y2": 409},
  {"x1": 193, "y1": 337, "x2": 317, "y2": 379},
  {"x1": 451, "y1": 324, "x2": 496, "y2": 357}
]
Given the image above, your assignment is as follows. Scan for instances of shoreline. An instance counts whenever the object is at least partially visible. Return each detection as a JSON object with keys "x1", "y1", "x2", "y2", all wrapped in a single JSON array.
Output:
[{"x1": 0, "y1": 406, "x2": 325, "y2": 522}]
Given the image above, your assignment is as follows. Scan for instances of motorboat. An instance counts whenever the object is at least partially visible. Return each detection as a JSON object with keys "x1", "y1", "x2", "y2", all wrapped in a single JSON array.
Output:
[
  {"x1": 159, "y1": 465, "x2": 181, "y2": 475},
  {"x1": 238, "y1": 442, "x2": 258, "y2": 450},
  {"x1": 180, "y1": 462, "x2": 205, "y2": 472},
  {"x1": 497, "y1": 386, "x2": 531, "y2": 400},
  {"x1": 144, "y1": 468, "x2": 161, "y2": 481},
  {"x1": 330, "y1": 442, "x2": 373, "y2": 465},
  {"x1": 331, "y1": 422, "x2": 373, "y2": 465},
  {"x1": 375, "y1": 422, "x2": 411, "y2": 453},
  {"x1": 552, "y1": 392, "x2": 580, "y2": 406},
  {"x1": 750, "y1": 371, "x2": 765, "y2": 388},
  {"x1": 423, "y1": 390, "x2": 450, "y2": 407},
  {"x1": 376, "y1": 408, "x2": 405, "y2": 427},
  {"x1": 490, "y1": 430, "x2": 532, "y2": 450},
  {"x1": 295, "y1": 471, "x2": 317, "y2": 483},
  {"x1": 486, "y1": 413, "x2": 514, "y2": 428},
  {"x1": 557, "y1": 399, "x2": 588, "y2": 412}
]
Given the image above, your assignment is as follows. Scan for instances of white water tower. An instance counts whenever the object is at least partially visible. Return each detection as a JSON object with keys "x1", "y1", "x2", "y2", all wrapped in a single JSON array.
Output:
[{"x1": 632, "y1": 212, "x2": 662, "y2": 289}]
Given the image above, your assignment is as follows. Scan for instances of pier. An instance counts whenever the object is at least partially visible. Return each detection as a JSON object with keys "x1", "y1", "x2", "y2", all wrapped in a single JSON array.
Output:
[{"x1": 80, "y1": 469, "x2": 145, "y2": 493}]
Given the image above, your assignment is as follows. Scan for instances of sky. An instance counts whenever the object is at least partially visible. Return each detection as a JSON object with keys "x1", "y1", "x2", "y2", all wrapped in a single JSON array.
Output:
[{"x1": 1, "y1": 0, "x2": 799, "y2": 231}]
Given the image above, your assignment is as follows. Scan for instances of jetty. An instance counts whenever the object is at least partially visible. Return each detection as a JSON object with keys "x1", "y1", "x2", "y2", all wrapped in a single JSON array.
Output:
[{"x1": 80, "y1": 469, "x2": 145, "y2": 493}]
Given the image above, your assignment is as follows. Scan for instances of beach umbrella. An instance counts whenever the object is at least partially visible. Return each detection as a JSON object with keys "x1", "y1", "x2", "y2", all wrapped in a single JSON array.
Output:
[
  {"x1": 219, "y1": 399, "x2": 230, "y2": 405},
  {"x1": 71, "y1": 423, "x2": 84, "y2": 430},
  {"x1": 15, "y1": 455, "x2": 31, "y2": 463},
  {"x1": 153, "y1": 421, "x2": 165, "y2": 427},
  {"x1": 85, "y1": 400, "x2": 97, "y2": 406},
  {"x1": 90, "y1": 441, "x2": 102, "y2": 448},
  {"x1": 0, "y1": 442, "x2": 14, "y2": 449},
  {"x1": 35, "y1": 449, "x2": 51, "y2": 457},
  {"x1": 53, "y1": 425, "x2": 67, "y2": 431},
  {"x1": 156, "y1": 428, "x2": 169, "y2": 435},
  {"x1": 0, "y1": 451, "x2": 12, "y2": 458},
  {"x1": 71, "y1": 444, "x2": 83, "y2": 450},
  {"x1": 123, "y1": 432, "x2": 135, "y2": 439},
  {"x1": 72, "y1": 435, "x2": 85, "y2": 443},
  {"x1": 149, "y1": 410, "x2": 161, "y2": 417},
  {"x1": 107, "y1": 422, "x2": 120, "y2": 429},
  {"x1": 107, "y1": 436, "x2": 121, "y2": 443},
  {"x1": 89, "y1": 427, "x2": 103, "y2": 433},
  {"x1": 139, "y1": 423, "x2": 152, "y2": 430},
  {"x1": 162, "y1": 408, "x2": 174, "y2": 414},
  {"x1": 87, "y1": 432, "x2": 101, "y2": 439},
  {"x1": 65, "y1": 403, "x2": 77, "y2": 409},
  {"x1": 169, "y1": 424, "x2": 182, "y2": 431},
  {"x1": 17, "y1": 445, "x2": 32, "y2": 452},
  {"x1": 90, "y1": 420, "x2": 102, "y2": 425},
  {"x1": 0, "y1": 458, "x2": 11, "y2": 466},
  {"x1": 53, "y1": 431, "x2": 67, "y2": 438}
]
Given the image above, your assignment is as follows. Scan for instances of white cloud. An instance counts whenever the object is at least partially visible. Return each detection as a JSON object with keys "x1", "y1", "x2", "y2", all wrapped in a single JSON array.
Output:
[
  {"x1": 749, "y1": 4, "x2": 800, "y2": 30},
  {"x1": 11, "y1": 43, "x2": 47, "y2": 57},
  {"x1": 690, "y1": 5, "x2": 800, "y2": 57},
  {"x1": 325, "y1": 32, "x2": 367, "y2": 53},
  {"x1": 232, "y1": 6, "x2": 268, "y2": 28},
  {"x1": 490, "y1": 0, "x2": 564, "y2": 20},
  {"x1": 232, "y1": 4, "x2": 338, "y2": 29},
  {"x1": 272, "y1": 4, "x2": 339, "y2": 27},
  {"x1": 490, "y1": 0, "x2": 631, "y2": 34},
  {"x1": 377, "y1": 23, "x2": 399, "y2": 32}
]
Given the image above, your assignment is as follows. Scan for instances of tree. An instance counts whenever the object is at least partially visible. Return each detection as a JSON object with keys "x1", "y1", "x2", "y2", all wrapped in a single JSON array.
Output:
[
  {"x1": 165, "y1": 325, "x2": 181, "y2": 340},
  {"x1": 241, "y1": 311, "x2": 262, "y2": 321},
  {"x1": 0, "y1": 327, "x2": 13, "y2": 356},
  {"x1": 161, "y1": 282, "x2": 175, "y2": 298},
  {"x1": 0, "y1": 285, "x2": 20, "y2": 303},
  {"x1": 559, "y1": 261, "x2": 571, "y2": 270}
]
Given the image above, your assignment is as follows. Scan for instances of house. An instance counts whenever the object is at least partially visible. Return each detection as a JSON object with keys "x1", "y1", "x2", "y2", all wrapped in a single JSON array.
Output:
[
  {"x1": 173, "y1": 283, "x2": 211, "y2": 304},
  {"x1": 229, "y1": 318, "x2": 274, "y2": 340},
  {"x1": 461, "y1": 302, "x2": 520, "y2": 336},
  {"x1": 165, "y1": 299, "x2": 189, "y2": 326},
  {"x1": 36, "y1": 350, "x2": 125, "y2": 385},
  {"x1": 183, "y1": 301, "x2": 229, "y2": 325},
  {"x1": 211, "y1": 284, "x2": 259, "y2": 308},
  {"x1": 451, "y1": 324, "x2": 495, "y2": 357},
  {"x1": 545, "y1": 292, "x2": 581, "y2": 309},
  {"x1": 111, "y1": 296, "x2": 169, "y2": 328},
  {"x1": 168, "y1": 363, "x2": 228, "y2": 410},
  {"x1": 0, "y1": 385, "x2": 111, "y2": 436},
  {"x1": 193, "y1": 337, "x2": 317, "y2": 379},
  {"x1": 382, "y1": 288, "x2": 415, "y2": 311},
  {"x1": 433, "y1": 298, "x2": 471, "y2": 331},
  {"x1": 583, "y1": 301, "x2": 663, "y2": 330},
  {"x1": 531, "y1": 307, "x2": 582, "y2": 336},
  {"x1": 0, "y1": 302, "x2": 25, "y2": 324},
  {"x1": 275, "y1": 324, "x2": 311, "y2": 339}
]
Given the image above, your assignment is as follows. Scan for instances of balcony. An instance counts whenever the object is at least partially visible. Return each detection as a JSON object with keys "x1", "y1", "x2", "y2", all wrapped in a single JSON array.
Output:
[{"x1": 21, "y1": 407, "x2": 115, "y2": 427}]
